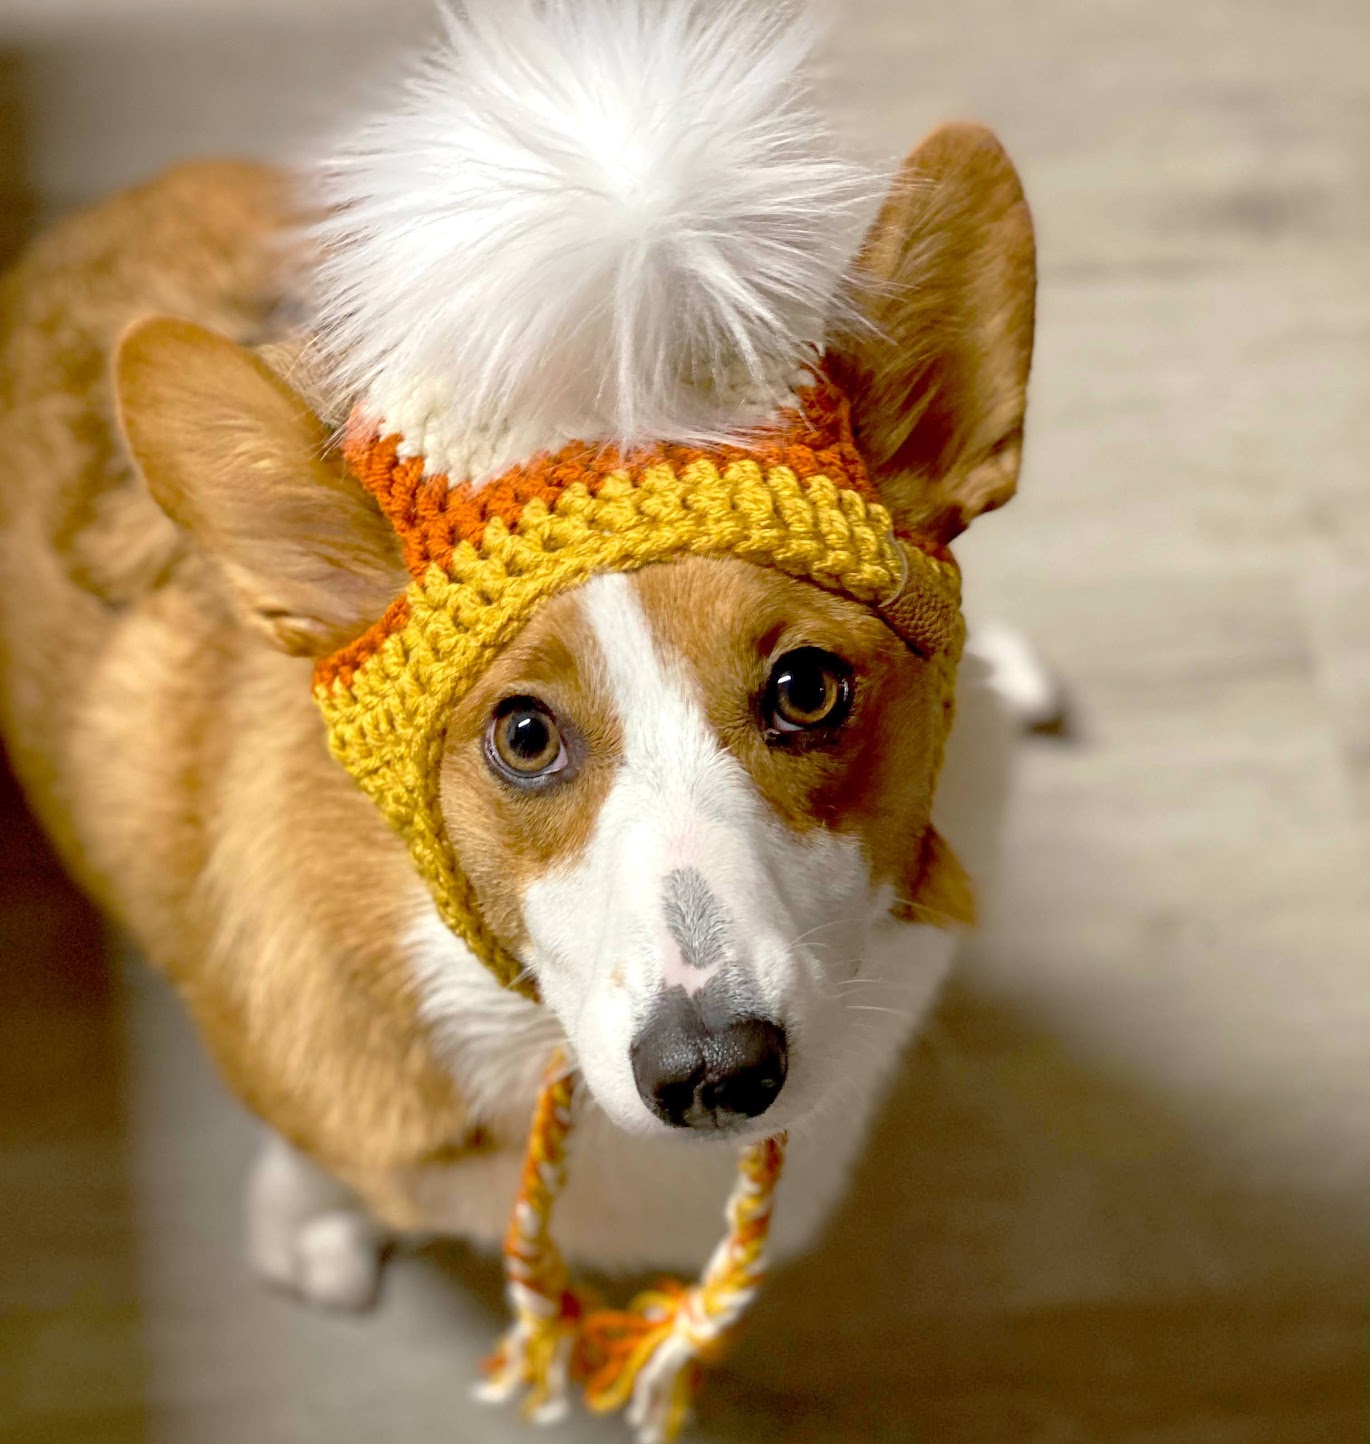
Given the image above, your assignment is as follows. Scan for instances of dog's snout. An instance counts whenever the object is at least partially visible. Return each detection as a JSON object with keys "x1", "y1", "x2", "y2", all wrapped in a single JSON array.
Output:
[{"x1": 631, "y1": 991, "x2": 787, "y2": 1130}]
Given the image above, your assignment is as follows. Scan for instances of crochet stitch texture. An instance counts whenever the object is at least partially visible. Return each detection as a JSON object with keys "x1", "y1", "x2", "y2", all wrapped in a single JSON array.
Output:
[{"x1": 313, "y1": 370, "x2": 965, "y2": 997}]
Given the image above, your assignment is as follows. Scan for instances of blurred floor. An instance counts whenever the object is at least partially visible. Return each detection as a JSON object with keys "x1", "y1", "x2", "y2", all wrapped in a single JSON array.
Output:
[{"x1": 1, "y1": 1, "x2": 1368, "y2": 1441}]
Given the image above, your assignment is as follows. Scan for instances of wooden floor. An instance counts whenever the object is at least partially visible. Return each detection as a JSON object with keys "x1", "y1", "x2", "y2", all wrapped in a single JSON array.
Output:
[{"x1": 1, "y1": 2, "x2": 1368, "y2": 1441}]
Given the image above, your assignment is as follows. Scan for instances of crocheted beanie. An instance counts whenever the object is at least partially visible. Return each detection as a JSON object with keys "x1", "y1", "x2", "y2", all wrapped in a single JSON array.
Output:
[{"x1": 311, "y1": 370, "x2": 965, "y2": 998}]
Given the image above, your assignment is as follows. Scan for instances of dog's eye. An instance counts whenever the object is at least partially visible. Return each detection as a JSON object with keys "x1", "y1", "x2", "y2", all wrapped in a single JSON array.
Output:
[
  {"x1": 763, "y1": 648, "x2": 853, "y2": 737},
  {"x1": 487, "y1": 697, "x2": 568, "y2": 780}
]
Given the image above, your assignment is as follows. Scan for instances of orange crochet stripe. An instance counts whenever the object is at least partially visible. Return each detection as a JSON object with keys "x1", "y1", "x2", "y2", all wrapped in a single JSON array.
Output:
[
  {"x1": 348, "y1": 371, "x2": 876, "y2": 569},
  {"x1": 315, "y1": 593, "x2": 411, "y2": 692},
  {"x1": 319, "y1": 372, "x2": 891, "y2": 691}
]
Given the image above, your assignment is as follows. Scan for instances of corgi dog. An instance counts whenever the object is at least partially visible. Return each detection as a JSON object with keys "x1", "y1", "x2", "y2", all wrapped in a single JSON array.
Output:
[{"x1": 0, "y1": 0, "x2": 1035, "y2": 1334}]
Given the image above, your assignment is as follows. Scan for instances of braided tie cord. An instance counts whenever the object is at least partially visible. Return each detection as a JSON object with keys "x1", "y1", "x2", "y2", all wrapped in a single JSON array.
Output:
[{"x1": 478, "y1": 1050, "x2": 787, "y2": 1443}]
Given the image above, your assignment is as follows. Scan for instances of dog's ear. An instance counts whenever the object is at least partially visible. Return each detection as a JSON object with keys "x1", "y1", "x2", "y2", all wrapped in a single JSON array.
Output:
[
  {"x1": 115, "y1": 317, "x2": 407, "y2": 655},
  {"x1": 828, "y1": 123, "x2": 1036, "y2": 543},
  {"x1": 894, "y1": 826, "x2": 977, "y2": 930}
]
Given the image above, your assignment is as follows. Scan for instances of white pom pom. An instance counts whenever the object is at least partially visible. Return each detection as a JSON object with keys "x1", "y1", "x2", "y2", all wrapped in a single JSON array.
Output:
[{"x1": 309, "y1": 0, "x2": 877, "y2": 483}]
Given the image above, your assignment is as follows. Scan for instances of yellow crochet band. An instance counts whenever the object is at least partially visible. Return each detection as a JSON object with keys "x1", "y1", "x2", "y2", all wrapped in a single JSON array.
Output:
[{"x1": 313, "y1": 373, "x2": 965, "y2": 997}]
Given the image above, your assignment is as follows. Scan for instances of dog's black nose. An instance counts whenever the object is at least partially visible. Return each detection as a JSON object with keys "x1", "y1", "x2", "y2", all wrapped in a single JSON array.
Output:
[{"x1": 631, "y1": 993, "x2": 787, "y2": 1130}]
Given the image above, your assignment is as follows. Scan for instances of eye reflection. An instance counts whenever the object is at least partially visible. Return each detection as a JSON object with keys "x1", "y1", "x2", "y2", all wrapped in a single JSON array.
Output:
[
  {"x1": 763, "y1": 648, "x2": 853, "y2": 736},
  {"x1": 486, "y1": 696, "x2": 569, "y2": 780}
]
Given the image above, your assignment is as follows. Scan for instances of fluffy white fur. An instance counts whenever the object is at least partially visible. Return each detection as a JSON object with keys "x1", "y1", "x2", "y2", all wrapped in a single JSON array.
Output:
[
  {"x1": 406, "y1": 895, "x2": 565, "y2": 1132},
  {"x1": 246, "y1": 1134, "x2": 384, "y2": 1310},
  {"x1": 309, "y1": 0, "x2": 876, "y2": 483}
]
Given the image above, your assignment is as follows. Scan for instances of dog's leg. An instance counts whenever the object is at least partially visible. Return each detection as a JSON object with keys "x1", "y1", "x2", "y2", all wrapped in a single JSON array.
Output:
[
  {"x1": 966, "y1": 621, "x2": 1072, "y2": 736},
  {"x1": 244, "y1": 1132, "x2": 388, "y2": 1311}
]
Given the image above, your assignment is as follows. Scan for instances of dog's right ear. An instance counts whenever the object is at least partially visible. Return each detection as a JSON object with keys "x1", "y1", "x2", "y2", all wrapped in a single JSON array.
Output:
[
  {"x1": 828, "y1": 123, "x2": 1036, "y2": 544},
  {"x1": 115, "y1": 317, "x2": 407, "y2": 656}
]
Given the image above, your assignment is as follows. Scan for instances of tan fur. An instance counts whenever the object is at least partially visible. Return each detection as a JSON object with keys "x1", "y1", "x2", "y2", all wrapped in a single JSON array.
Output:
[
  {"x1": 0, "y1": 163, "x2": 477, "y2": 1224},
  {"x1": 439, "y1": 556, "x2": 964, "y2": 951},
  {"x1": 438, "y1": 592, "x2": 623, "y2": 956},
  {"x1": 632, "y1": 558, "x2": 948, "y2": 893},
  {"x1": 0, "y1": 125, "x2": 1032, "y2": 1232},
  {"x1": 831, "y1": 123, "x2": 1036, "y2": 541},
  {"x1": 116, "y1": 316, "x2": 408, "y2": 655}
]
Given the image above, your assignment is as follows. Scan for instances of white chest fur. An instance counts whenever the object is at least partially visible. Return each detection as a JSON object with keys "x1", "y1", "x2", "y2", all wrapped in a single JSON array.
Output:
[
  {"x1": 404, "y1": 909, "x2": 955, "y2": 1270},
  {"x1": 397, "y1": 653, "x2": 1013, "y2": 1271}
]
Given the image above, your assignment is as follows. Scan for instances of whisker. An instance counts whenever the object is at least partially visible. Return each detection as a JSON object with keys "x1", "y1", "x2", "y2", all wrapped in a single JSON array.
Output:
[{"x1": 783, "y1": 917, "x2": 851, "y2": 950}]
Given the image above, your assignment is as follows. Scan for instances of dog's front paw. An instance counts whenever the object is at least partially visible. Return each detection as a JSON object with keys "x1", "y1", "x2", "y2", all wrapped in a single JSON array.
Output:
[
  {"x1": 966, "y1": 622, "x2": 1073, "y2": 737},
  {"x1": 245, "y1": 1134, "x2": 386, "y2": 1312}
]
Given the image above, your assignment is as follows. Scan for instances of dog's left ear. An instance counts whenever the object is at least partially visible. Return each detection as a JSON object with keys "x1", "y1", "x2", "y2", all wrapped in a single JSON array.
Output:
[
  {"x1": 828, "y1": 122, "x2": 1036, "y2": 543},
  {"x1": 895, "y1": 827, "x2": 977, "y2": 929}
]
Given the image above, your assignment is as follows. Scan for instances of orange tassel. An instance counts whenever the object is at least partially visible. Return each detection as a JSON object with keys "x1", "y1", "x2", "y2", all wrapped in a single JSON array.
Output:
[
  {"x1": 477, "y1": 1050, "x2": 787, "y2": 1442},
  {"x1": 575, "y1": 1281, "x2": 690, "y2": 1408}
]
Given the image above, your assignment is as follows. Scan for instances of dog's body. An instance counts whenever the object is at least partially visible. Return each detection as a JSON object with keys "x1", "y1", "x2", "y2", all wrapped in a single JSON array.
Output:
[{"x1": 0, "y1": 5, "x2": 1036, "y2": 1323}]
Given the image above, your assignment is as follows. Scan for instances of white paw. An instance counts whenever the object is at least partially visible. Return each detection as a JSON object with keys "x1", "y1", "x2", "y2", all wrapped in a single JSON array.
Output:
[
  {"x1": 966, "y1": 621, "x2": 1070, "y2": 734},
  {"x1": 291, "y1": 1210, "x2": 384, "y2": 1310},
  {"x1": 245, "y1": 1135, "x2": 385, "y2": 1312}
]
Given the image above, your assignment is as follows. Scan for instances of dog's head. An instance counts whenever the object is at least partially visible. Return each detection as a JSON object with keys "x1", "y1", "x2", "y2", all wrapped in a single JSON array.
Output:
[{"x1": 117, "y1": 27, "x2": 1033, "y2": 1141}]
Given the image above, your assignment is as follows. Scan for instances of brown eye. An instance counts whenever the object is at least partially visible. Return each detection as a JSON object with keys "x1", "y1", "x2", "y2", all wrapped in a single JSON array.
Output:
[
  {"x1": 487, "y1": 696, "x2": 568, "y2": 780},
  {"x1": 764, "y1": 648, "x2": 852, "y2": 737}
]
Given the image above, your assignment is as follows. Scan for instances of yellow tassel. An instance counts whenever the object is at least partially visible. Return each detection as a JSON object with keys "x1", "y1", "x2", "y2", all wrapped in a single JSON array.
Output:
[
  {"x1": 475, "y1": 1059, "x2": 580, "y2": 1423},
  {"x1": 478, "y1": 1050, "x2": 787, "y2": 1442}
]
